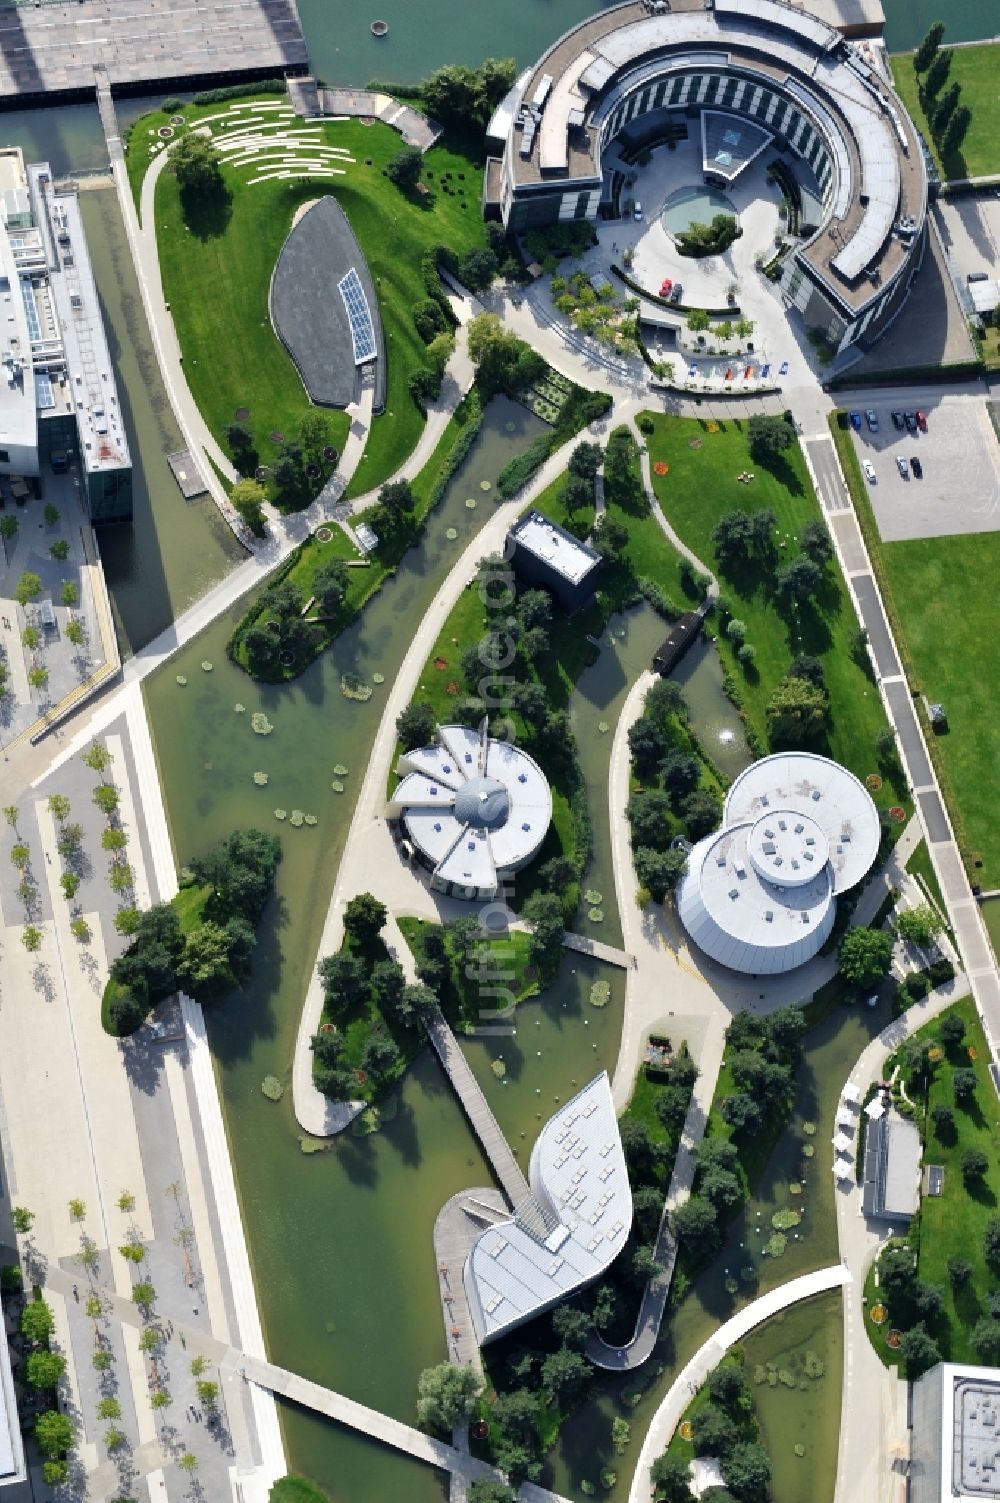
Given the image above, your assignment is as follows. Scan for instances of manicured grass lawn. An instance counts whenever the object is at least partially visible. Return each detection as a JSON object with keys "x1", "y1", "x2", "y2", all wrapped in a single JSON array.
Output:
[
  {"x1": 891, "y1": 45, "x2": 1000, "y2": 180},
  {"x1": 643, "y1": 413, "x2": 905, "y2": 819},
  {"x1": 872, "y1": 997, "x2": 992, "y2": 1367},
  {"x1": 146, "y1": 99, "x2": 486, "y2": 497},
  {"x1": 831, "y1": 412, "x2": 1000, "y2": 885},
  {"x1": 907, "y1": 839, "x2": 948, "y2": 921}
]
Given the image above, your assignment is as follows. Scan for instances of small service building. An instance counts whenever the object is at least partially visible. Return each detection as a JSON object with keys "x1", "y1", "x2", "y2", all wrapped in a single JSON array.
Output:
[{"x1": 508, "y1": 509, "x2": 602, "y2": 615}]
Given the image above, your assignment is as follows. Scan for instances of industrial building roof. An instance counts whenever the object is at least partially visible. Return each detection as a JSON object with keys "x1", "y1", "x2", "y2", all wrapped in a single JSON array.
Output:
[
  {"x1": 862, "y1": 1100, "x2": 921, "y2": 1222},
  {"x1": 0, "y1": 215, "x2": 37, "y2": 459},
  {"x1": 914, "y1": 1364, "x2": 1000, "y2": 1501},
  {"x1": 464, "y1": 1073, "x2": 632, "y2": 1343},
  {"x1": 390, "y1": 724, "x2": 552, "y2": 896}
]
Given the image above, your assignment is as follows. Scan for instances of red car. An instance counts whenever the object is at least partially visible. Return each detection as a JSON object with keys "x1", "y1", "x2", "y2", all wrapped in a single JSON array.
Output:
[
  {"x1": 659, "y1": 278, "x2": 673, "y2": 297},
  {"x1": 916, "y1": 410, "x2": 928, "y2": 432}
]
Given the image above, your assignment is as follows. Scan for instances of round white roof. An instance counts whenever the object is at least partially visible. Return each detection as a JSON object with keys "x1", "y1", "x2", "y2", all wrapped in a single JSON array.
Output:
[
  {"x1": 724, "y1": 752, "x2": 880, "y2": 893},
  {"x1": 746, "y1": 809, "x2": 829, "y2": 889},
  {"x1": 393, "y1": 724, "x2": 552, "y2": 895}
]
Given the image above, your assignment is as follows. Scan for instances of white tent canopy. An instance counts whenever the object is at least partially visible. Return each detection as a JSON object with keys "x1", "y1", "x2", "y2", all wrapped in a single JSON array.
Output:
[
  {"x1": 865, "y1": 1097, "x2": 886, "y2": 1120},
  {"x1": 842, "y1": 1082, "x2": 862, "y2": 1104},
  {"x1": 832, "y1": 1129, "x2": 853, "y2": 1151},
  {"x1": 836, "y1": 1105, "x2": 854, "y2": 1126},
  {"x1": 833, "y1": 1162, "x2": 854, "y2": 1182}
]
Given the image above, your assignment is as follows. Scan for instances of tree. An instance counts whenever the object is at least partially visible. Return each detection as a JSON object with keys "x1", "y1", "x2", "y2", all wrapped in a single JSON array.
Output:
[
  {"x1": 671, "y1": 1195, "x2": 718, "y2": 1247},
  {"x1": 171, "y1": 131, "x2": 224, "y2": 196},
  {"x1": 838, "y1": 927, "x2": 893, "y2": 987},
  {"x1": 721, "y1": 1091, "x2": 762, "y2": 1136},
  {"x1": 776, "y1": 555, "x2": 821, "y2": 607},
  {"x1": 712, "y1": 509, "x2": 753, "y2": 563},
  {"x1": 691, "y1": 1404, "x2": 738, "y2": 1457},
  {"x1": 721, "y1": 1440, "x2": 772, "y2": 1499},
  {"x1": 11, "y1": 1206, "x2": 34, "y2": 1235},
  {"x1": 397, "y1": 701, "x2": 437, "y2": 752},
  {"x1": 923, "y1": 47, "x2": 952, "y2": 99},
  {"x1": 766, "y1": 673, "x2": 827, "y2": 747},
  {"x1": 914, "y1": 20, "x2": 945, "y2": 72},
  {"x1": 22, "y1": 624, "x2": 40, "y2": 651},
  {"x1": 747, "y1": 414, "x2": 795, "y2": 465},
  {"x1": 948, "y1": 1256, "x2": 973, "y2": 1285},
  {"x1": 626, "y1": 790, "x2": 672, "y2": 851},
  {"x1": 985, "y1": 1217, "x2": 1000, "y2": 1266},
  {"x1": 521, "y1": 891, "x2": 564, "y2": 967},
  {"x1": 707, "y1": 1361, "x2": 752, "y2": 1412},
  {"x1": 899, "y1": 1322, "x2": 940, "y2": 1378},
  {"x1": 15, "y1": 570, "x2": 41, "y2": 606},
  {"x1": 421, "y1": 57, "x2": 516, "y2": 129},
  {"x1": 469, "y1": 1482, "x2": 515, "y2": 1503},
  {"x1": 416, "y1": 1360, "x2": 482, "y2": 1432},
  {"x1": 798, "y1": 519, "x2": 833, "y2": 565},
  {"x1": 178, "y1": 1452, "x2": 198, "y2": 1474},
  {"x1": 196, "y1": 1378, "x2": 219, "y2": 1410},
  {"x1": 634, "y1": 846, "x2": 688, "y2": 903},
  {"x1": 700, "y1": 1166, "x2": 743, "y2": 1211},
  {"x1": 343, "y1": 893, "x2": 387, "y2": 951},
  {"x1": 953, "y1": 1067, "x2": 978, "y2": 1103},
  {"x1": 313, "y1": 558, "x2": 350, "y2": 618},
  {"x1": 361, "y1": 1033, "x2": 401, "y2": 1083},
  {"x1": 231, "y1": 478, "x2": 267, "y2": 536},
  {"x1": 931, "y1": 1103, "x2": 955, "y2": 1141},
  {"x1": 939, "y1": 1012, "x2": 965, "y2": 1048},
  {"x1": 60, "y1": 580, "x2": 79, "y2": 608},
  {"x1": 569, "y1": 441, "x2": 603, "y2": 479},
  {"x1": 26, "y1": 1350, "x2": 65, "y2": 1390},
  {"x1": 34, "y1": 1409, "x2": 72, "y2": 1460},
  {"x1": 660, "y1": 750, "x2": 701, "y2": 801},
  {"x1": 650, "y1": 1452, "x2": 694, "y2": 1502},
  {"x1": 680, "y1": 788, "x2": 721, "y2": 841},
  {"x1": 962, "y1": 1146, "x2": 989, "y2": 1185},
  {"x1": 458, "y1": 246, "x2": 499, "y2": 292},
  {"x1": 93, "y1": 783, "x2": 120, "y2": 817},
  {"x1": 932, "y1": 80, "x2": 961, "y2": 134},
  {"x1": 386, "y1": 144, "x2": 422, "y2": 191},
  {"x1": 0, "y1": 513, "x2": 16, "y2": 553},
  {"x1": 628, "y1": 716, "x2": 669, "y2": 777},
  {"x1": 896, "y1": 903, "x2": 944, "y2": 947},
  {"x1": 619, "y1": 1117, "x2": 663, "y2": 1181},
  {"x1": 943, "y1": 105, "x2": 972, "y2": 154},
  {"x1": 28, "y1": 665, "x2": 49, "y2": 693},
  {"x1": 540, "y1": 1344, "x2": 589, "y2": 1403}
]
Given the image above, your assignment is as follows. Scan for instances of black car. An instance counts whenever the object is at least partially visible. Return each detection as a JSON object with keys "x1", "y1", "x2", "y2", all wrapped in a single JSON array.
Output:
[
  {"x1": 911, "y1": 455, "x2": 923, "y2": 478},
  {"x1": 904, "y1": 412, "x2": 918, "y2": 433},
  {"x1": 891, "y1": 411, "x2": 905, "y2": 430}
]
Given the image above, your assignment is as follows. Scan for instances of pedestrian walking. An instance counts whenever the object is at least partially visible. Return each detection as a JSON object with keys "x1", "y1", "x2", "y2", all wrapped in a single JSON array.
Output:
[
  {"x1": 180, "y1": 1332, "x2": 186, "y2": 1349},
  {"x1": 72, "y1": 1285, "x2": 78, "y2": 1302}
]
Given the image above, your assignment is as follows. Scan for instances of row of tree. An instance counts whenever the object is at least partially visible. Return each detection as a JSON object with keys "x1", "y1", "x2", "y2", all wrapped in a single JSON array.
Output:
[{"x1": 913, "y1": 22, "x2": 972, "y2": 157}]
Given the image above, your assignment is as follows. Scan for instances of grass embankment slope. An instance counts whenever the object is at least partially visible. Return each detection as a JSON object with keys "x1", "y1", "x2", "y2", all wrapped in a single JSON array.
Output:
[
  {"x1": 229, "y1": 395, "x2": 481, "y2": 680},
  {"x1": 891, "y1": 44, "x2": 1000, "y2": 180},
  {"x1": 644, "y1": 413, "x2": 904, "y2": 817},
  {"x1": 831, "y1": 412, "x2": 1000, "y2": 884},
  {"x1": 147, "y1": 100, "x2": 487, "y2": 495}
]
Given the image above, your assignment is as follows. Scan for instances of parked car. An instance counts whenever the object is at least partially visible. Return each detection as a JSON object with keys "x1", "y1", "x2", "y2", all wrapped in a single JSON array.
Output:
[
  {"x1": 863, "y1": 460, "x2": 877, "y2": 483},
  {"x1": 904, "y1": 411, "x2": 918, "y2": 433},
  {"x1": 891, "y1": 411, "x2": 905, "y2": 430},
  {"x1": 896, "y1": 454, "x2": 909, "y2": 478},
  {"x1": 659, "y1": 278, "x2": 672, "y2": 297},
  {"x1": 866, "y1": 409, "x2": 879, "y2": 432},
  {"x1": 916, "y1": 410, "x2": 928, "y2": 432},
  {"x1": 669, "y1": 283, "x2": 682, "y2": 302},
  {"x1": 911, "y1": 455, "x2": 923, "y2": 478},
  {"x1": 849, "y1": 411, "x2": 862, "y2": 431},
  {"x1": 633, "y1": 201, "x2": 643, "y2": 221}
]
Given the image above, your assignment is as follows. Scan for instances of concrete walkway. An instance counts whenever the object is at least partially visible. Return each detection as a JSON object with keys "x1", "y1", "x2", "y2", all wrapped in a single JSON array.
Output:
[
  {"x1": 803, "y1": 428, "x2": 1000, "y2": 1053},
  {"x1": 628, "y1": 1265, "x2": 849, "y2": 1503}
]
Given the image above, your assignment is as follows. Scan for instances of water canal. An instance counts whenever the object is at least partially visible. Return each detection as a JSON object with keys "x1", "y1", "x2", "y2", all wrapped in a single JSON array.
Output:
[{"x1": 80, "y1": 189, "x2": 243, "y2": 654}]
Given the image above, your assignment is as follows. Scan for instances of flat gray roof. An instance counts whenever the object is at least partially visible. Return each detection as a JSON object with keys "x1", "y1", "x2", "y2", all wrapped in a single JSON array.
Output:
[{"x1": 511, "y1": 510, "x2": 601, "y2": 585}]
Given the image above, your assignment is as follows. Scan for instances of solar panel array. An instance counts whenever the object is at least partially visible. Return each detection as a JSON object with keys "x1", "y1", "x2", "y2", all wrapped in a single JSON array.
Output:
[
  {"x1": 19, "y1": 276, "x2": 41, "y2": 342},
  {"x1": 338, "y1": 267, "x2": 376, "y2": 366},
  {"x1": 34, "y1": 369, "x2": 54, "y2": 409}
]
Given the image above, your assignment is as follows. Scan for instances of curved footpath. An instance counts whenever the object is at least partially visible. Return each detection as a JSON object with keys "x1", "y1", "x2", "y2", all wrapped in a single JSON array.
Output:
[{"x1": 628, "y1": 1264, "x2": 849, "y2": 1503}]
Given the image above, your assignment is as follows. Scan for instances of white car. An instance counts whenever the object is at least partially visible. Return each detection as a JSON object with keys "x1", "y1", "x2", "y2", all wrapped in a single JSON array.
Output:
[
  {"x1": 896, "y1": 455, "x2": 909, "y2": 478},
  {"x1": 633, "y1": 201, "x2": 643, "y2": 221},
  {"x1": 863, "y1": 461, "x2": 876, "y2": 484}
]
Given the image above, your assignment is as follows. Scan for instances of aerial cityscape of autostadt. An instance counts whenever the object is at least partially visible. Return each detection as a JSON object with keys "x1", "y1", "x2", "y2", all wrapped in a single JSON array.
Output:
[{"x1": 0, "y1": 0, "x2": 999, "y2": 1498}]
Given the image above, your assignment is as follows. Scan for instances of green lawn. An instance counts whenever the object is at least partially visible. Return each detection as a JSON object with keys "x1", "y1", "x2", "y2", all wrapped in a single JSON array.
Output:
[
  {"x1": 906, "y1": 839, "x2": 948, "y2": 921},
  {"x1": 891, "y1": 45, "x2": 1000, "y2": 180},
  {"x1": 831, "y1": 412, "x2": 1000, "y2": 885},
  {"x1": 230, "y1": 394, "x2": 483, "y2": 680},
  {"x1": 870, "y1": 996, "x2": 991, "y2": 1368},
  {"x1": 145, "y1": 98, "x2": 486, "y2": 498},
  {"x1": 643, "y1": 413, "x2": 906, "y2": 819}
]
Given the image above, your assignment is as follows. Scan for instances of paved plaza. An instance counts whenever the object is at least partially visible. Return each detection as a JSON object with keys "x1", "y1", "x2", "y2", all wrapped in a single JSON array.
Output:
[
  {"x1": 936, "y1": 194, "x2": 1000, "y2": 286},
  {"x1": 848, "y1": 393, "x2": 1000, "y2": 541}
]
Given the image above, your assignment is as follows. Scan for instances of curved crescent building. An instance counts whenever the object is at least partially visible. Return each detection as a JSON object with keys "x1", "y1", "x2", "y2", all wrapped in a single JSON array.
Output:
[
  {"x1": 387, "y1": 722, "x2": 552, "y2": 900},
  {"x1": 484, "y1": 0, "x2": 927, "y2": 353},
  {"x1": 677, "y1": 752, "x2": 881, "y2": 973}
]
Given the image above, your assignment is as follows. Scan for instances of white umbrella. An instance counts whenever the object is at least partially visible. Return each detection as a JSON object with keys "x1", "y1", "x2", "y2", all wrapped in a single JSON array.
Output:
[
  {"x1": 865, "y1": 1098, "x2": 886, "y2": 1120},
  {"x1": 842, "y1": 1082, "x2": 862, "y2": 1105},
  {"x1": 832, "y1": 1129, "x2": 853, "y2": 1152},
  {"x1": 833, "y1": 1162, "x2": 854, "y2": 1183},
  {"x1": 836, "y1": 1106, "x2": 853, "y2": 1127}
]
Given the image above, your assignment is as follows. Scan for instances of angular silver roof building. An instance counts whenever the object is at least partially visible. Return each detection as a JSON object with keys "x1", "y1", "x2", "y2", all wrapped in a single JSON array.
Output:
[
  {"x1": 464, "y1": 1072, "x2": 632, "y2": 1343},
  {"x1": 676, "y1": 752, "x2": 881, "y2": 973}
]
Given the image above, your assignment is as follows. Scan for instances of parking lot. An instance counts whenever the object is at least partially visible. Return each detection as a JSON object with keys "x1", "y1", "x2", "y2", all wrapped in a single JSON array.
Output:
[
  {"x1": 936, "y1": 195, "x2": 1000, "y2": 288},
  {"x1": 848, "y1": 395, "x2": 1000, "y2": 543}
]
